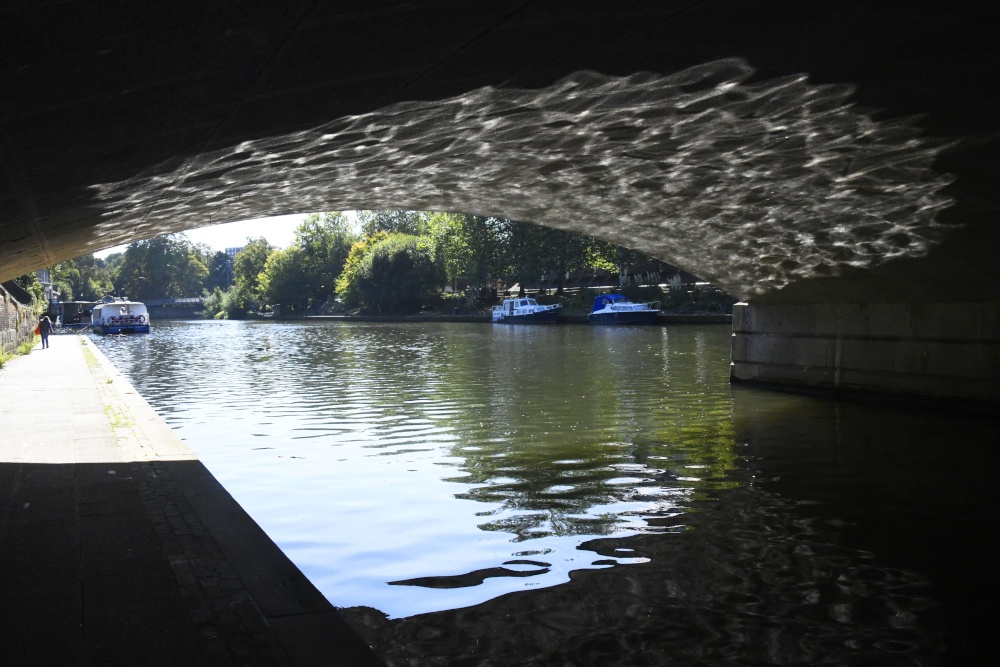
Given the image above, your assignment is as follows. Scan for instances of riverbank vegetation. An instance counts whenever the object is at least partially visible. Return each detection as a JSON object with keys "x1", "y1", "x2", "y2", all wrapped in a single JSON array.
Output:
[
  {"x1": 25, "y1": 210, "x2": 736, "y2": 318},
  {"x1": 0, "y1": 336, "x2": 38, "y2": 369}
]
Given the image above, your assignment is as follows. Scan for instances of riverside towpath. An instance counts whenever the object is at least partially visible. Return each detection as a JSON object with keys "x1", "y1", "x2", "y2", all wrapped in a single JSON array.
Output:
[{"x1": 0, "y1": 334, "x2": 383, "y2": 667}]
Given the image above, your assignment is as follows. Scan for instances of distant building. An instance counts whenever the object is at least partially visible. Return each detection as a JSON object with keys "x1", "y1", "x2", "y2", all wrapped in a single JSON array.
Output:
[
  {"x1": 36, "y1": 268, "x2": 59, "y2": 303},
  {"x1": 225, "y1": 246, "x2": 244, "y2": 260}
]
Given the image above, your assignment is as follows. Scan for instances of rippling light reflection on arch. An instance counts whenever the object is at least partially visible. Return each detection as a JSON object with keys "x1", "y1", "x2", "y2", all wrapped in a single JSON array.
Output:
[{"x1": 93, "y1": 58, "x2": 953, "y2": 298}]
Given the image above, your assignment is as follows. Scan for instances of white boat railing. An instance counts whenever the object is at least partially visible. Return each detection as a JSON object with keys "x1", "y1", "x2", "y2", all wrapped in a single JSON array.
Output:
[{"x1": 609, "y1": 300, "x2": 659, "y2": 312}]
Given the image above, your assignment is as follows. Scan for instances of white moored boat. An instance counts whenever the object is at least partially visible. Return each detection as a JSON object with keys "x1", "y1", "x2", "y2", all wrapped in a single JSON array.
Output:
[
  {"x1": 91, "y1": 296, "x2": 151, "y2": 334},
  {"x1": 492, "y1": 297, "x2": 561, "y2": 324},
  {"x1": 587, "y1": 293, "x2": 660, "y2": 325}
]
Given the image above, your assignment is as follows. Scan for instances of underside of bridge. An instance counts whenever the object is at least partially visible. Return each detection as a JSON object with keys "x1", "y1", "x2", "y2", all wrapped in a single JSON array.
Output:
[{"x1": 1, "y1": 2, "x2": 998, "y2": 403}]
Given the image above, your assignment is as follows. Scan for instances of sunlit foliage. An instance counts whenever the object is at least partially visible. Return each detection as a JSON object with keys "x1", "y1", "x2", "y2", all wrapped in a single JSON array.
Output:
[
  {"x1": 355, "y1": 234, "x2": 444, "y2": 313},
  {"x1": 115, "y1": 235, "x2": 208, "y2": 300}
]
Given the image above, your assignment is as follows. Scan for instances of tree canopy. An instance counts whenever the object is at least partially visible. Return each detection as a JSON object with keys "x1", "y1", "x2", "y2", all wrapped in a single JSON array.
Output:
[
  {"x1": 254, "y1": 212, "x2": 358, "y2": 314},
  {"x1": 355, "y1": 234, "x2": 444, "y2": 313},
  {"x1": 36, "y1": 209, "x2": 725, "y2": 319},
  {"x1": 47, "y1": 255, "x2": 114, "y2": 301},
  {"x1": 115, "y1": 235, "x2": 209, "y2": 300},
  {"x1": 232, "y1": 237, "x2": 274, "y2": 308},
  {"x1": 357, "y1": 210, "x2": 429, "y2": 237}
]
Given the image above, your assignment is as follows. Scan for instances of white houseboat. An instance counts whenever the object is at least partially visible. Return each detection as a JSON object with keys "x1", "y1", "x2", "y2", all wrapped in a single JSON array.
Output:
[{"x1": 91, "y1": 297, "x2": 151, "y2": 334}]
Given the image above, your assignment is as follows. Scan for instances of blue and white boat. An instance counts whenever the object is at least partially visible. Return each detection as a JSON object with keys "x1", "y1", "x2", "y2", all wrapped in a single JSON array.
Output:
[
  {"x1": 91, "y1": 296, "x2": 151, "y2": 334},
  {"x1": 588, "y1": 294, "x2": 660, "y2": 325},
  {"x1": 492, "y1": 297, "x2": 561, "y2": 324}
]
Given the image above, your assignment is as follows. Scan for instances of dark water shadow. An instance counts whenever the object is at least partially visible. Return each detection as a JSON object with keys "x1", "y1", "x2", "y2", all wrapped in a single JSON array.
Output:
[
  {"x1": 390, "y1": 560, "x2": 552, "y2": 590},
  {"x1": 341, "y1": 389, "x2": 1000, "y2": 666}
]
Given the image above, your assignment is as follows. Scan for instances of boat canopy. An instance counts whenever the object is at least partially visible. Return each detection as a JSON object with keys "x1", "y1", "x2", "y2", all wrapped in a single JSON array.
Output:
[{"x1": 592, "y1": 293, "x2": 626, "y2": 311}]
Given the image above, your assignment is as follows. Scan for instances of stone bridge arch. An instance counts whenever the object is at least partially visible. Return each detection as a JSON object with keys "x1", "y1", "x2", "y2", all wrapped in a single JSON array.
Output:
[{"x1": 1, "y1": 3, "x2": 997, "y2": 403}]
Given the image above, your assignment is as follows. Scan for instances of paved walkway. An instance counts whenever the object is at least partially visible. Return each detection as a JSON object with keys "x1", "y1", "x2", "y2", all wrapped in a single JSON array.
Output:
[{"x1": 0, "y1": 334, "x2": 384, "y2": 666}]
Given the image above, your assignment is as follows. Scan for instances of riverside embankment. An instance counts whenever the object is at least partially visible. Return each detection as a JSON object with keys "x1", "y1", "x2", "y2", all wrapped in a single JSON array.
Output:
[
  {"x1": 0, "y1": 335, "x2": 382, "y2": 666},
  {"x1": 303, "y1": 313, "x2": 732, "y2": 324}
]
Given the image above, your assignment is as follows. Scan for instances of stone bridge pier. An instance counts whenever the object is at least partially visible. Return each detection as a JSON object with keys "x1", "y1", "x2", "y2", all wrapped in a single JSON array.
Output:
[
  {"x1": 728, "y1": 199, "x2": 1000, "y2": 406},
  {"x1": 1, "y1": 3, "x2": 998, "y2": 406},
  {"x1": 732, "y1": 301, "x2": 998, "y2": 405}
]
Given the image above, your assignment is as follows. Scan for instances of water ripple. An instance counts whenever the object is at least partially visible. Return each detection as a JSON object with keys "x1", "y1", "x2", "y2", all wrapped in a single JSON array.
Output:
[
  {"x1": 91, "y1": 320, "x2": 979, "y2": 666},
  {"x1": 95, "y1": 321, "x2": 737, "y2": 616}
]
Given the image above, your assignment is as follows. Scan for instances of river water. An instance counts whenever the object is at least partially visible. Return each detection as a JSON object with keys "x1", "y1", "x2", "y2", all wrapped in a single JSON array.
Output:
[{"x1": 91, "y1": 320, "x2": 998, "y2": 666}]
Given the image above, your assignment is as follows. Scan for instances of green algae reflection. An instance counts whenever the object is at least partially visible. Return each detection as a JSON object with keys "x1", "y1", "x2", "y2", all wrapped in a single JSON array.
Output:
[
  {"x1": 424, "y1": 323, "x2": 740, "y2": 542},
  {"x1": 278, "y1": 321, "x2": 739, "y2": 543}
]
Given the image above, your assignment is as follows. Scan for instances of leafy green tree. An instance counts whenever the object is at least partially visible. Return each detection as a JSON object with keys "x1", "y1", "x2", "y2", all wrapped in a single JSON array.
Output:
[
  {"x1": 506, "y1": 221, "x2": 594, "y2": 294},
  {"x1": 202, "y1": 287, "x2": 225, "y2": 319},
  {"x1": 252, "y1": 212, "x2": 358, "y2": 314},
  {"x1": 48, "y1": 255, "x2": 114, "y2": 301},
  {"x1": 114, "y1": 235, "x2": 208, "y2": 300},
  {"x1": 334, "y1": 231, "x2": 389, "y2": 308},
  {"x1": 357, "y1": 210, "x2": 429, "y2": 237},
  {"x1": 11, "y1": 273, "x2": 45, "y2": 307},
  {"x1": 49, "y1": 274, "x2": 75, "y2": 302},
  {"x1": 101, "y1": 252, "x2": 125, "y2": 279},
  {"x1": 204, "y1": 251, "x2": 233, "y2": 292},
  {"x1": 231, "y1": 237, "x2": 275, "y2": 312},
  {"x1": 355, "y1": 234, "x2": 444, "y2": 313},
  {"x1": 466, "y1": 215, "x2": 515, "y2": 289},
  {"x1": 426, "y1": 213, "x2": 514, "y2": 293},
  {"x1": 202, "y1": 286, "x2": 247, "y2": 320},
  {"x1": 498, "y1": 221, "x2": 678, "y2": 295},
  {"x1": 427, "y1": 212, "x2": 471, "y2": 291},
  {"x1": 258, "y1": 247, "x2": 310, "y2": 313},
  {"x1": 291, "y1": 212, "x2": 357, "y2": 308},
  {"x1": 601, "y1": 243, "x2": 676, "y2": 286}
]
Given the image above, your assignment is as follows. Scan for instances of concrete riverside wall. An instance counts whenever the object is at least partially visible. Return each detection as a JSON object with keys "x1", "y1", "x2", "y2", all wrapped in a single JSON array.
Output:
[
  {"x1": 0, "y1": 284, "x2": 37, "y2": 356},
  {"x1": 730, "y1": 302, "x2": 1000, "y2": 405}
]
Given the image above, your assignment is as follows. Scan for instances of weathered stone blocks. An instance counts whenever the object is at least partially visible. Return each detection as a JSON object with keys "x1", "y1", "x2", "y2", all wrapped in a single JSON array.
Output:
[{"x1": 1, "y1": 284, "x2": 37, "y2": 356}]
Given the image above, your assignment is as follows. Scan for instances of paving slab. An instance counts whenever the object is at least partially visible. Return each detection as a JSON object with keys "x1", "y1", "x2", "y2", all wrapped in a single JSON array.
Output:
[{"x1": 0, "y1": 335, "x2": 384, "y2": 666}]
